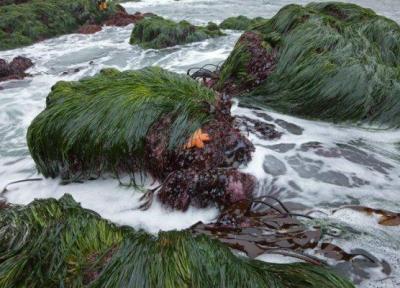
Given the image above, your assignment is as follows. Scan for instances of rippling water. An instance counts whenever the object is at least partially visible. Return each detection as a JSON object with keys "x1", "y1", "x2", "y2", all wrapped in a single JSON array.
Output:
[{"x1": 0, "y1": 0, "x2": 399, "y2": 287}]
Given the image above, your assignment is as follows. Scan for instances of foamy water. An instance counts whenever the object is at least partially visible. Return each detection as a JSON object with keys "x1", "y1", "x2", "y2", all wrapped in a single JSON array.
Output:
[{"x1": 1, "y1": 0, "x2": 400, "y2": 287}]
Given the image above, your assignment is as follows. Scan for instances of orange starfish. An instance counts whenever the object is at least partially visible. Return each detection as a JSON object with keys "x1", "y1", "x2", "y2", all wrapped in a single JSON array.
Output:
[
  {"x1": 98, "y1": 1, "x2": 108, "y2": 11},
  {"x1": 184, "y1": 129, "x2": 211, "y2": 149}
]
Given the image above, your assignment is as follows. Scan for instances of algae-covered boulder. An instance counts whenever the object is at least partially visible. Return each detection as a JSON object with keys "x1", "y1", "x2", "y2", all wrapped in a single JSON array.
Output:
[
  {"x1": 216, "y1": 2, "x2": 400, "y2": 127},
  {"x1": 0, "y1": 195, "x2": 355, "y2": 287},
  {"x1": 130, "y1": 15, "x2": 225, "y2": 49},
  {"x1": 0, "y1": 0, "x2": 119, "y2": 50},
  {"x1": 219, "y1": 15, "x2": 267, "y2": 30},
  {"x1": 28, "y1": 66, "x2": 259, "y2": 210},
  {"x1": 27, "y1": 67, "x2": 216, "y2": 180}
]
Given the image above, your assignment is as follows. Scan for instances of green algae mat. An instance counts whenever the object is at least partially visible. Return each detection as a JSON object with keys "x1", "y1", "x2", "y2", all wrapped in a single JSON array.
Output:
[
  {"x1": 219, "y1": 15, "x2": 268, "y2": 31},
  {"x1": 130, "y1": 15, "x2": 224, "y2": 49},
  {"x1": 0, "y1": 0, "x2": 118, "y2": 50},
  {"x1": 217, "y1": 2, "x2": 400, "y2": 127},
  {"x1": 27, "y1": 67, "x2": 216, "y2": 180},
  {"x1": 0, "y1": 195, "x2": 354, "y2": 287}
]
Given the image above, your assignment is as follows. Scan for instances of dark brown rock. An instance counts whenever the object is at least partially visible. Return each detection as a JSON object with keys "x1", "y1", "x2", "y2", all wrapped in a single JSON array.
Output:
[
  {"x1": 144, "y1": 94, "x2": 256, "y2": 210},
  {"x1": 158, "y1": 168, "x2": 256, "y2": 211},
  {"x1": 104, "y1": 11, "x2": 142, "y2": 27},
  {"x1": 0, "y1": 56, "x2": 33, "y2": 82},
  {"x1": 78, "y1": 24, "x2": 102, "y2": 34}
]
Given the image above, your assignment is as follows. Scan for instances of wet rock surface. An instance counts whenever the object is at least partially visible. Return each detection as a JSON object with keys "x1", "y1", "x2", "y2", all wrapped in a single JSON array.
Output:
[
  {"x1": 286, "y1": 154, "x2": 370, "y2": 188},
  {"x1": 216, "y1": 31, "x2": 277, "y2": 95},
  {"x1": 145, "y1": 95, "x2": 256, "y2": 210},
  {"x1": 235, "y1": 116, "x2": 282, "y2": 140},
  {"x1": 78, "y1": 24, "x2": 102, "y2": 34},
  {"x1": 263, "y1": 155, "x2": 287, "y2": 176},
  {"x1": 78, "y1": 11, "x2": 154, "y2": 34},
  {"x1": 275, "y1": 119, "x2": 304, "y2": 135},
  {"x1": 0, "y1": 56, "x2": 33, "y2": 82},
  {"x1": 263, "y1": 143, "x2": 296, "y2": 153},
  {"x1": 158, "y1": 168, "x2": 256, "y2": 210},
  {"x1": 300, "y1": 142, "x2": 394, "y2": 175},
  {"x1": 104, "y1": 11, "x2": 154, "y2": 27}
]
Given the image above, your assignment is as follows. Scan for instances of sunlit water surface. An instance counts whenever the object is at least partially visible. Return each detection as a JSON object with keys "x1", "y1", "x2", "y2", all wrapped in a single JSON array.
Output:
[{"x1": 0, "y1": 0, "x2": 399, "y2": 287}]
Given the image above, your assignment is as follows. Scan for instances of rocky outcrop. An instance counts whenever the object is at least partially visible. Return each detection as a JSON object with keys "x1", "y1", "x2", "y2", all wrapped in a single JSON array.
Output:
[
  {"x1": 27, "y1": 67, "x2": 255, "y2": 210},
  {"x1": 219, "y1": 15, "x2": 267, "y2": 30},
  {"x1": 78, "y1": 10, "x2": 155, "y2": 35},
  {"x1": 214, "y1": 2, "x2": 400, "y2": 127},
  {"x1": 0, "y1": 0, "x2": 118, "y2": 50},
  {"x1": 130, "y1": 15, "x2": 225, "y2": 49},
  {"x1": 0, "y1": 56, "x2": 33, "y2": 82},
  {"x1": 77, "y1": 24, "x2": 103, "y2": 34},
  {"x1": 0, "y1": 195, "x2": 354, "y2": 287}
]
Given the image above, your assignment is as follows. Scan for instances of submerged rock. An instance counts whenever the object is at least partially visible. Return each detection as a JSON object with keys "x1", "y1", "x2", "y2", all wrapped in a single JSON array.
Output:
[
  {"x1": 263, "y1": 155, "x2": 287, "y2": 176},
  {"x1": 219, "y1": 15, "x2": 267, "y2": 30},
  {"x1": 0, "y1": 195, "x2": 354, "y2": 287},
  {"x1": 130, "y1": 15, "x2": 225, "y2": 49},
  {"x1": 215, "y1": 2, "x2": 400, "y2": 127},
  {"x1": 0, "y1": 56, "x2": 33, "y2": 82},
  {"x1": 0, "y1": 0, "x2": 123, "y2": 50}
]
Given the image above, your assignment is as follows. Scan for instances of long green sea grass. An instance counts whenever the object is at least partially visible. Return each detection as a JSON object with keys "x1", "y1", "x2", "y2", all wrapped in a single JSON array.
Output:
[
  {"x1": 218, "y1": 2, "x2": 400, "y2": 127},
  {"x1": 0, "y1": 195, "x2": 355, "y2": 288},
  {"x1": 219, "y1": 15, "x2": 268, "y2": 30},
  {"x1": 27, "y1": 67, "x2": 216, "y2": 180}
]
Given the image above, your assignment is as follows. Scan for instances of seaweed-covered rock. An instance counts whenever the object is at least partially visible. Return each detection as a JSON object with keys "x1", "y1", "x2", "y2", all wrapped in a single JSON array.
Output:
[
  {"x1": 216, "y1": 2, "x2": 400, "y2": 127},
  {"x1": 0, "y1": 0, "x2": 30, "y2": 6},
  {"x1": 27, "y1": 67, "x2": 255, "y2": 209},
  {"x1": 216, "y1": 31, "x2": 276, "y2": 95},
  {"x1": 0, "y1": 195, "x2": 355, "y2": 287},
  {"x1": 0, "y1": 0, "x2": 119, "y2": 50},
  {"x1": 28, "y1": 67, "x2": 216, "y2": 180},
  {"x1": 0, "y1": 56, "x2": 33, "y2": 82},
  {"x1": 130, "y1": 15, "x2": 225, "y2": 49},
  {"x1": 219, "y1": 15, "x2": 267, "y2": 30}
]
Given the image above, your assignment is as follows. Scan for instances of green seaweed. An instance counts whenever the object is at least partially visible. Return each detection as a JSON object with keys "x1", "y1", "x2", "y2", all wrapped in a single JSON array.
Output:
[
  {"x1": 219, "y1": 15, "x2": 268, "y2": 30},
  {"x1": 0, "y1": 195, "x2": 355, "y2": 287},
  {"x1": 27, "y1": 67, "x2": 216, "y2": 180},
  {"x1": 130, "y1": 15, "x2": 225, "y2": 49},
  {"x1": 218, "y1": 2, "x2": 400, "y2": 127},
  {"x1": 0, "y1": 0, "x2": 119, "y2": 51}
]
